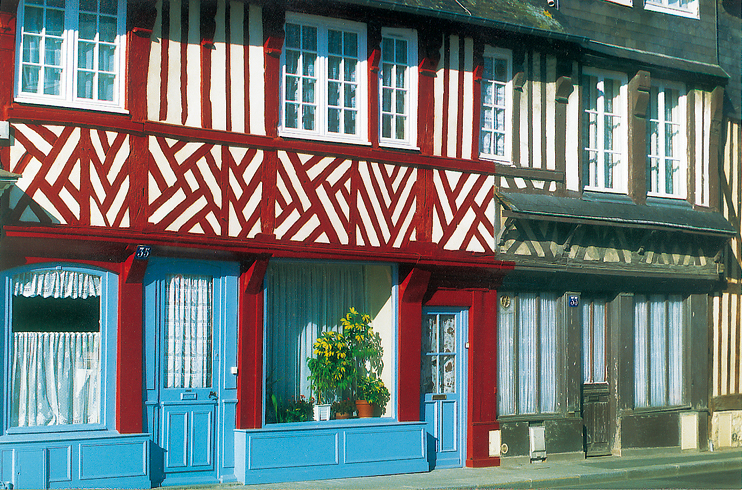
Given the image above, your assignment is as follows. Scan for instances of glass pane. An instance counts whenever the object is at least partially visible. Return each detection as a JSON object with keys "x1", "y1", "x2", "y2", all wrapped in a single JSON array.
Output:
[
  {"x1": 100, "y1": 0, "x2": 117, "y2": 15},
  {"x1": 98, "y1": 73, "x2": 114, "y2": 100},
  {"x1": 45, "y1": 37, "x2": 63, "y2": 65},
  {"x1": 495, "y1": 83, "x2": 505, "y2": 106},
  {"x1": 43, "y1": 67, "x2": 61, "y2": 95},
  {"x1": 302, "y1": 105, "x2": 315, "y2": 130},
  {"x1": 344, "y1": 59, "x2": 356, "y2": 83},
  {"x1": 482, "y1": 81, "x2": 493, "y2": 106},
  {"x1": 382, "y1": 63, "x2": 392, "y2": 87},
  {"x1": 344, "y1": 84, "x2": 355, "y2": 109},
  {"x1": 79, "y1": 13, "x2": 96, "y2": 40},
  {"x1": 343, "y1": 31, "x2": 357, "y2": 57},
  {"x1": 78, "y1": 41, "x2": 95, "y2": 69},
  {"x1": 421, "y1": 355, "x2": 438, "y2": 394},
  {"x1": 495, "y1": 58, "x2": 507, "y2": 82},
  {"x1": 285, "y1": 76, "x2": 298, "y2": 102},
  {"x1": 518, "y1": 293, "x2": 537, "y2": 413},
  {"x1": 540, "y1": 294, "x2": 557, "y2": 412},
  {"x1": 649, "y1": 296, "x2": 667, "y2": 407},
  {"x1": 483, "y1": 57, "x2": 493, "y2": 80},
  {"x1": 667, "y1": 296, "x2": 683, "y2": 405},
  {"x1": 344, "y1": 109, "x2": 356, "y2": 135},
  {"x1": 422, "y1": 315, "x2": 438, "y2": 355},
  {"x1": 382, "y1": 38, "x2": 393, "y2": 61},
  {"x1": 395, "y1": 90, "x2": 405, "y2": 114},
  {"x1": 328, "y1": 56, "x2": 340, "y2": 81},
  {"x1": 481, "y1": 132, "x2": 492, "y2": 155},
  {"x1": 395, "y1": 39, "x2": 406, "y2": 64},
  {"x1": 495, "y1": 133, "x2": 505, "y2": 156},
  {"x1": 382, "y1": 114, "x2": 392, "y2": 139},
  {"x1": 46, "y1": 8, "x2": 65, "y2": 37},
  {"x1": 302, "y1": 78, "x2": 314, "y2": 103},
  {"x1": 395, "y1": 115, "x2": 404, "y2": 140},
  {"x1": 164, "y1": 275, "x2": 213, "y2": 389},
  {"x1": 593, "y1": 300, "x2": 606, "y2": 383},
  {"x1": 328, "y1": 108, "x2": 339, "y2": 133},
  {"x1": 495, "y1": 108, "x2": 505, "y2": 131},
  {"x1": 47, "y1": 0, "x2": 64, "y2": 6},
  {"x1": 328, "y1": 30, "x2": 342, "y2": 55},
  {"x1": 440, "y1": 314, "x2": 456, "y2": 353},
  {"x1": 382, "y1": 88, "x2": 392, "y2": 112},
  {"x1": 328, "y1": 81, "x2": 340, "y2": 106},
  {"x1": 76, "y1": 70, "x2": 93, "y2": 98},
  {"x1": 634, "y1": 297, "x2": 648, "y2": 407},
  {"x1": 285, "y1": 103, "x2": 298, "y2": 128},
  {"x1": 285, "y1": 24, "x2": 300, "y2": 49},
  {"x1": 24, "y1": 6, "x2": 43, "y2": 34},
  {"x1": 99, "y1": 15, "x2": 117, "y2": 43},
  {"x1": 441, "y1": 355, "x2": 455, "y2": 393},
  {"x1": 23, "y1": 35, "x2": 40, "y2": 64},
  {"x1": 582, "y1": 301, "x2": 591, "y2": 383},
  {"x1": 302, "y1": 53, "x2": 315, "y2": 77},
  {"x1": 285, "y1": 50, "x2": 299, "y2": 75},
  {"x1": 80, "y1": 0, "x2": 97, "y2": 12},
  {"x1": 21, "y1": 66, "x2": 40, "y2": 93},
  {"x1": 302, "y1": 25, "x2": 317, "y2": 51}
]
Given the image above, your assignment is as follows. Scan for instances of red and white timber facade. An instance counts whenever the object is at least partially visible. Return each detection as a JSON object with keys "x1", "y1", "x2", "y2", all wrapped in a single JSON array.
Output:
[{"x1": 0, "y1": 0, "x2": 511, "y2": 488}]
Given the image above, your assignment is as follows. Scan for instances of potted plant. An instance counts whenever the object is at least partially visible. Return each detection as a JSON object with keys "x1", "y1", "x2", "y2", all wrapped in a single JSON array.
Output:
[
  {"x1": 356, "y1": 373, "x2": 390, "y2": 417},
  {"x1": 331, "y1": 398, "x2": 356, "y2": 419},
  {"x1": 307, "y1": 330, "x2": 354, "y2": 420}
]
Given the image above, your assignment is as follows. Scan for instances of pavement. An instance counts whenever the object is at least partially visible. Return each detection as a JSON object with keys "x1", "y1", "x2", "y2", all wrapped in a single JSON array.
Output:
[{"x1": 171, "y1": 449, "x2": 742, "y2": 490}]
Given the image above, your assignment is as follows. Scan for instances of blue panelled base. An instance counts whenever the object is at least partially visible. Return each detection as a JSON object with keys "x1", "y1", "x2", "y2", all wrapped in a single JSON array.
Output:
[
  {"x1": 0, "y1": 431, "x2": 150, "y2": 489},
  {"x1": 234, "y1": 420, "x2": 428, "y2": 484}
]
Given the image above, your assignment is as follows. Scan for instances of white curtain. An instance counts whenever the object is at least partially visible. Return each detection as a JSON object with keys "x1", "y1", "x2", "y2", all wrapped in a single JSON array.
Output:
[
  {"x1": 497, "y1": 295, "x2": 515, "y2": 415},
  {"x1": 539, "y1": 294, "x2": 557, "y2": 413},
  {"x1": 10, "y1": 269, "x2": 102, "y2": 427},
  {"x1": 266, "y1": 263, "x2": 366, "y2": 404},
  {"x1": 518, "y1": 293, "x2": 538, "y2": 414},
  {"x1": 634, "y1": 296, "x2": 649, "y2": 407},
  {"x1": 164, "y1": 275, "x2": 213, "y2": 389},
  {"x1": 667, "y1": 296, "x2": 684, "y2": 406},
  {"x1": 649, "y1": 295, "x2": 667, "y2": 406},
  {"x1": 14, "y1": 270, "x2": 101, "y2": 299},
  {"x1": 11, "y1": 332, "x2": 100, "y2": 427}
]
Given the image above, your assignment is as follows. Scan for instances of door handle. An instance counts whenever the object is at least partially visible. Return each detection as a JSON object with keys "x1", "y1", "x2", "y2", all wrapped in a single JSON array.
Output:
[{"x1": 209, "y1": 391, "x2": 218, "y2": 401}]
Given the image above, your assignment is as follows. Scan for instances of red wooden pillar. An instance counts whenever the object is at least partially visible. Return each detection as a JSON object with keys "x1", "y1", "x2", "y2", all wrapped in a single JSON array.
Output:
[
  {"x1": 236, "y1": 258, "x2": 269, "y2": 429},
  {"x1": 466, "y1": 288, "x2": 500, "y2": 467},
  {"x1": 397, "y1": 267, "x2": 431, "y2": 422},
  {"x1": 0, "y1": 5, "x2": 16, "y2": 170},
  {"x1": 116, "y1": 252, "x2": 148, "y2": 434}
]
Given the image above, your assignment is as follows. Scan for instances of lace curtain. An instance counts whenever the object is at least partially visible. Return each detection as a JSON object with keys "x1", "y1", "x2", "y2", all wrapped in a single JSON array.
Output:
[{"x1": 10, "y1": 269, "x2": 101, "y2": 427}]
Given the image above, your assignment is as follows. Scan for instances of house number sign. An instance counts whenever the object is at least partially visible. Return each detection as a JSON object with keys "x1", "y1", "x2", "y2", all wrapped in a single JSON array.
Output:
[
  {"x1": 568, "y1": 295, "x2": 579, "y2": 307},
  {"x1": 135, "y1": 245, "x2": 151, "y2": 260}
]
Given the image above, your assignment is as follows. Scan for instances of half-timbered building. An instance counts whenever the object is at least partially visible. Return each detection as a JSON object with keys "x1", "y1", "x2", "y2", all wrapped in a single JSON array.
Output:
[{"x1": 0, "y1": 0, "x2": 737, "y2": 488}]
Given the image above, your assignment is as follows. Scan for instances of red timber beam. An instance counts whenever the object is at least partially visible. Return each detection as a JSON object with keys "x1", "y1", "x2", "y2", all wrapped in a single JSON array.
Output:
[
  {"x1": 0, "y1": 0, "x2": 17, "y2": 171},
  {"x1": 237, "y1": 257, "x2": 269, "y2": 429},
  {"x1": 117, "y1": 249, "x2": 149, "y2": 434},
  {"x1": 397, "y1": 267, "x2": 431, "y2": 422}
]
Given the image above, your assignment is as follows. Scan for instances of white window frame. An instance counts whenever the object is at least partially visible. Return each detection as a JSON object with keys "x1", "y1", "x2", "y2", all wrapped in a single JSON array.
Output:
[
  {"x1": 379, "y1": 27, "x2": 418, "y2": 150},
  {"x1": 605, "y1": 0, "x2": 632, "y2": 5},
  {"x1": 647, "y1": 81, "x2": 687, "y2": 199},
  {"x1": 582, "y1": 69, "x2": 628, "y2": 194},
  {"x1": 2, "y1": 264, "x2": 117, "y2": 435},
  {"x1": 479, "y1": 46, "x2": 512, "y2": 163},
  {"x1": 644, "y1": 0, "x2": 699, "y2": 19},
  {"x1": 280, "y1": 13, "x2": 368, "y2": 145},
  {"x1": 14, "y1": 0, "x2": 127, "y2": 112}
]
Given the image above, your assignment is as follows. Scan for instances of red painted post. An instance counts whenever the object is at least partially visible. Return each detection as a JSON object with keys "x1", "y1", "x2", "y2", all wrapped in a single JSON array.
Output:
[
  {"x1": 397, "y1": 267, "x2": 431, "y2": 422},
  {"x1": 236, "y1": 258, "x2": 269, "y2": 429}
]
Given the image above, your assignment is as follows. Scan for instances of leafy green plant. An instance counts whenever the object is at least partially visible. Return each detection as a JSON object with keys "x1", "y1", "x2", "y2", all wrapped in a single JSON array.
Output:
[
  {"x1": 283, "y1": 395, "x2": 314, "y2": 422},
  {"x1": 331, "y1": 398, "x2": 356, "y2": 416},
  {"x1": 341, "y1": 307, "x2": 384, "y2": 378},
  {"x1": 358, "y1": 373, "x2": 390, "y2": 414},
  {"x1": 307, "y1": 330, "x2": 354, "y2": 404}
]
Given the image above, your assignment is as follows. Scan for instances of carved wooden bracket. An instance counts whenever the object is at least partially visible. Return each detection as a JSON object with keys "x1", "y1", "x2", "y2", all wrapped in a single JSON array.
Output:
[
  {"x1": 555, "y1": 76, "x2": 573, "y2": 103},
  {"x1": 630, "y1": 70, "x2": 651, "y2": 118}
]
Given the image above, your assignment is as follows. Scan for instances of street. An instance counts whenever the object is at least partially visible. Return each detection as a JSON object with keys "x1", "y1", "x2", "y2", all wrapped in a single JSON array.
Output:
[{"x1": 547, "y1": 469, "x2": 742, "y2": 489}]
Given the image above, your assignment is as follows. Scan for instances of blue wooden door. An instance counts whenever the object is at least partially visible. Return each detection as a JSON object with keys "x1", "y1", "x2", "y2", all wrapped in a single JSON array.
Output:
[
  {"x1": 421, "y1": 309, "x2": 467, "y2": 469},
  {"x1": 145, "y1": 259, "x2": 238, "y2": 485}
]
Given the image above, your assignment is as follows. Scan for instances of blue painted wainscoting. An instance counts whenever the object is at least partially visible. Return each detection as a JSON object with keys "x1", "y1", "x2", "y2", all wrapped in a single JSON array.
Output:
[
  {"x1": 0, "y1": 432, "x2": 150, "y2": 489},
  {"x1": 234, "y1": 420, "x2": 429, "y2": 484}
]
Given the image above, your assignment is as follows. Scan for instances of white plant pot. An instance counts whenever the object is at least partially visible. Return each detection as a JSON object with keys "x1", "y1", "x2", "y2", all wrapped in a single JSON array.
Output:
[{"x1": 313, "y1": 404, "x2": 331, "y2": 421}]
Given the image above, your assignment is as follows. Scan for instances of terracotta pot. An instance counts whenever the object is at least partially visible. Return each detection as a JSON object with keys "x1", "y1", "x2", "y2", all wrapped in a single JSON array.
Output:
[{"x1": 355, "y1": 399, "x2": 374, "y2": 418}]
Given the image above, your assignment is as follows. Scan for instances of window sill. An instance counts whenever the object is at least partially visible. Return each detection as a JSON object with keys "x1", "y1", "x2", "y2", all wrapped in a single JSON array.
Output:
[
  {"x1": 643, "y1": 2, "x2": 699, "y2": 18},
  {"x1": 278, "y1": 129, "x2": 371, "y2": 147},
  {"x1": 0, "y1": 428, "x2": 122, "y2": 441},
  {"x1": 14, "y1": 96, "x2": 129, "y2": 115},
  {"x1": 496, "y1": 412, "x2": 569, "y2": 422},
  {"x1": 628, "y1": 404, "x2": 692, "y2": 414},
  {"x1": 263, "y1": 417, "x2": 396, "y2": 430}
]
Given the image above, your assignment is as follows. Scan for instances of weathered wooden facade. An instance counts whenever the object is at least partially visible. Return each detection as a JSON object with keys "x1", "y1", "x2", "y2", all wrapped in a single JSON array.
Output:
[
  {"x1": 711, "y1": 0, "x2": 742, "y2": 452},
  {"x1": 0, "y1": 0, "x2": 738, "y2": 488}
]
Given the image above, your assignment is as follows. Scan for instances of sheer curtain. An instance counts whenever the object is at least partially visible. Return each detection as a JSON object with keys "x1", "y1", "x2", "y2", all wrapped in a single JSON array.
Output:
[
  {"x1": 11, "y1": 270, "x2": 101, "y2": 427},
  {"x1": 164, "y1": 275, "x2": 213, "y2": 389},
  {"x1": 497, "y1": 295, "x2": 515, "y2": 415},
  {"x1": 266, "y1": 263, "x2": 366, "y2": 405}
]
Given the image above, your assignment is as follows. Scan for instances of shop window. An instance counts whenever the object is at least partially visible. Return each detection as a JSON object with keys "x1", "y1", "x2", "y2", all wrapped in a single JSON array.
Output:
[
  {"x1": 582, "y1": 297, "x2": 607, "y2": 384},
  {"x1": 497, "y1": 292, "x2": 559, "y2": 416},
  {"x1": 634, "y1": 295, "x2": 685, "y2": 408},
  {"x1": 379, "y1": 28, "x2": 418, "y2": 148},
  {"x1": 5, "y1": 266, "x2": 116, "y2": 431},
  {"x1": 281, "y1": 13, "x2": 368, "y2": 144},
  {"x1": 647, "y1": 83, "x2": 686, "y2": 198},
  {"x1": 264, "y1": 261, "x2": 395, "y2": 422},
  {"x1": 15, "y1": 0, "x2": 127, "y2": 110},
  {"x1": 480, "y1": 47, "x2": 511, "y2": 161},
  {"x1": 582, "y1": 70, "x2": 627, "y2": 193}
]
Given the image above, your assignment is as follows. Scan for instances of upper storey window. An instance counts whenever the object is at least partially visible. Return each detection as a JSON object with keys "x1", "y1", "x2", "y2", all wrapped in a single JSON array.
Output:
[
  {"x1": 582, "y1": 71, "x2": 627, "y2": 193},
  {"x1": 281, "y1": 13, "x2": 367, "y2": 144},
  {"x1": 15, "y1": 0, "x2": 126, "y2": 111},
  {"x1": 379, "y1": 28, "x2": 417, "y2": 149},
  {"x1": 647, "y1": 83, "x2": 686, "y2": 198},
  {"x1": 480, "y1": 47, "x2": 512, "y2": 162},
  {"x1": 644, "y1": 0, "x2": 699, "y2": 18}
]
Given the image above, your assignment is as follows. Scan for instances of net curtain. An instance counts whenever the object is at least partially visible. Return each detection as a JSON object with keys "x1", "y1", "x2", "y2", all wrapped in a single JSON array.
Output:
[
  {"x1": 11, "y1": 270, "x2": 101, "y2": 427},
  {"x1": 266, "y1": 262, "x2": 367, "y2": 405}
]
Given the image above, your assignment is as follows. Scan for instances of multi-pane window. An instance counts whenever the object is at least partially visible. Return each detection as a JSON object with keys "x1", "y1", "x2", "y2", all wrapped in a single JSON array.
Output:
[
  {"x1": 583, "y1": 72, "x2": 626, "y2": 192},
  {"x1": 480, "y1": 48, "x2": 511, "y2": 160},
  {"x1": 634, "y1": 295, "x2": 685, "y2": 408},
  {"x1": 282, "y1": 14, "x2": 367, "y2": 143},
  {"x1": 645, "y1": 0, "x2": 698, "y2": 17},
  {"x1": 582, "y1": 298, "x2": 607, "y2": 384},
  {"x1": 497, "y1": 292, "x2": 558, "y2": 415},
  {"x1": 16, "y1": 0, "x2": 125, "y2": 109},
  {"x1": 647, "y1": 84, "x2": 685, "y2": 198},
  {"x1": 380, "y1": 28, "x2": 417, "y2": 148}
]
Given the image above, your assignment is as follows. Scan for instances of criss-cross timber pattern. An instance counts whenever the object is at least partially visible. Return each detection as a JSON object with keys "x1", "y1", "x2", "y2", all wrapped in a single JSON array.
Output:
[
  {"x1": 9, "y1": 124, "x2": 131, "y2": 227},
  {"x1": 274, "y1": 151, "x2": 418, "y2": 249},
  {"x1": 432, "y1": 170, "x2": 496, "y2": 254}
]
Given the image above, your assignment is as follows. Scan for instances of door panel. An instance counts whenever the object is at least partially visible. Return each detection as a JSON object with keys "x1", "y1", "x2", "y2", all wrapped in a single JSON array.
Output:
[
  {"x1": 421, "y1": 309, "x2": 467, "y2": 469},
  {"x1": 582, "y1": 384, "x2": 611, "y2": 456}
]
